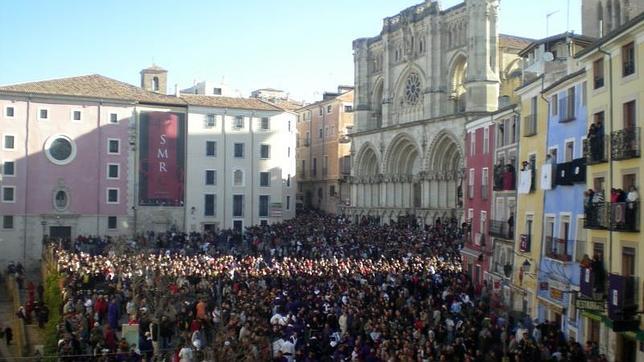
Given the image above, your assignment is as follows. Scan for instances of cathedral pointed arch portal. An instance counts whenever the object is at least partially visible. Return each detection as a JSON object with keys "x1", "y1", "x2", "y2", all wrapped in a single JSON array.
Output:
[{"x1": 346, "y1": 0, "x2": 520, "y2": 225}]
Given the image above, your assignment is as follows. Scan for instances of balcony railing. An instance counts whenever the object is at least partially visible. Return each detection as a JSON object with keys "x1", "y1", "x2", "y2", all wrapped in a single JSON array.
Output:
[
  {"x1": 610, "y1": 201, "x2": 640, "y2": 232},
  {"x1": 584, "y1": 201, "x2": 609, "y2": 229},
  {"x1": 544, "y1": 236, "x2": 572, "y2": 262},
  {"x1": 611, "y1": 127, "x2": 640, "y2": 161},
  {"x1": 523, "y1": 115, "x2": 537, "y2": 137},
  {"x1": 492, "y1": 262, "x2": 513, "y2": 278},
  {"x1": 580, "y1": 266, "x2": 607, "y2": 298},
  {"x1": 489, "y1": 219, "x2": 514, "y2": 240},
  {"x1": 585, "y1": 201, "x2": 639, "y2": 232},
  {"x1": 583, "y1": 136, "x2": 609, "y2": 165}
]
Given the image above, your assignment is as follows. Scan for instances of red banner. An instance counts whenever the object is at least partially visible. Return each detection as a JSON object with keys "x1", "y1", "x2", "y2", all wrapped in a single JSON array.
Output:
[{"x1": 144, "y1": 112, "x2": 183, "y2": 204}]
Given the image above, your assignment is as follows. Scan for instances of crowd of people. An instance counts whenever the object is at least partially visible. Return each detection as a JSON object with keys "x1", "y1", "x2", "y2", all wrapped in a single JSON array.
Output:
[{"x1": 42, "y1": 212, "x2": 607, "y2": 361}]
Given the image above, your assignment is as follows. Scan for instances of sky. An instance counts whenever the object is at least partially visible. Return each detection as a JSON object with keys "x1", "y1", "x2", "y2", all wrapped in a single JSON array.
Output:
[{"x1": 0, "y1": 0, "x2": 582, "y2": 103}]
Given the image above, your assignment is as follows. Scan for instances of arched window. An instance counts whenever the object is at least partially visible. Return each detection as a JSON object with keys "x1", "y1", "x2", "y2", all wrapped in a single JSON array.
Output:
[{"x1": 152, "y1": 76, "x2": 159, "y2": 92}]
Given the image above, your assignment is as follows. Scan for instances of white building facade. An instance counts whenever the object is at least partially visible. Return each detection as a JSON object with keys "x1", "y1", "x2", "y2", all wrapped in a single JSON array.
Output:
[{"x1": 183, "y1": 95, "x2": 296, "y2": 232}]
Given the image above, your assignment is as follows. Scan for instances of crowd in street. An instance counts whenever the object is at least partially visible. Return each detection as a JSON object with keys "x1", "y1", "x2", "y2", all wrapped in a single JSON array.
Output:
[{"x1": 42, "y1": 212, "x2": 608, "y2": 361}]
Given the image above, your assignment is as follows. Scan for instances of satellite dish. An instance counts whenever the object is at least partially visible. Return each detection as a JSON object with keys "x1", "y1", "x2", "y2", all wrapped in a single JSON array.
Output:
[{"x1": 543, "y1": 52, "x2": 554, "y2": 62}]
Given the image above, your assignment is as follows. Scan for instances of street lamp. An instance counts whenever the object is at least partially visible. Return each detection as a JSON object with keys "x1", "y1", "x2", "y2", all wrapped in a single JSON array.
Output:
[{"x1": 522, "y1": 259, "x2": 531, "y2": 273}]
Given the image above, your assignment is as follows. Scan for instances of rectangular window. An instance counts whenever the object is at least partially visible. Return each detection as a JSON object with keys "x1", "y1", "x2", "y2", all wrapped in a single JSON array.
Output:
[
  {"x1": 482, "y1": 168, "x2": 489, "y2": 200},
  {"x1": 483, "y1": 127, "x2": 489, "y2": 154},
  {"x1": 206, "y1": 114, "x2": 216, "y2": 128},
  {"x1": 260, "y1": 144, "x2": 270, "y2": 159},
  {"x1": 260, "y1": 171, "x2": 270, "y2": 187},
  {"x1": 205, "y1": 170, "x2": 216, "y2": 185},
  {"x1": 234, "y1": 143, "x2": 245, "y2": 158},
  {"x1": 72, "y1": 110, "x2": 82, "y2": 121},
  {"x1": 259, "y1": 195, "x2": 269, "y2": 217},
  {"x1": 593, "y1": 58, "x2": 604, "y2": 89},
  {"x1": 233, "y1": 194, "x2": 244, "y2": 217},
  {"x1": 623, "y1": 100, "x2": 636, "y2": 129},
  {"x1": 233, "y1": 170, "x2": 244, "y2": 186},
  {"x1": 107, "y1": 216, "x2": 117, "y2": 229},
  {"x1": 109, "y1": 113, "x2": 118, "y2": 124},
  {"x1": 565, "y1": 141, "x2": 574, "y2": 162},
  {"x1": 234, "y1": 115, "x2": 244, "y2": 129},
  {"x1": 286, "y1": 196, "x2": 291, "y2": 210},
  {"x1": 323, "y1": 156, "x2": 328, "y2": 175},
  {"x1": 39, "y1": 108, "x2": 48, "y2": 120},
  {"x1": 107, "y1": 139, "x2": 120, "y2": 154},
  {"x1": 622, "y1": 247, "x2": 636, "y2": 276},
  {"x1": 2, "y1": 215, "x2": 13, "y2": 229},
  {"x1": 301, "y1": 160, "x2": 306, "y2": 176},
  {"x1": 551, "y1": 94, "x2": 558, "y2": 116},
  {"x1": 468, "y1": 168, "x2": 475, "y2": 199},
  {"x1": 287, "y1": 147, "x2": 291, "y2": 158},
  {"x1": 622, "y1": 42, "x2": 635, "y2": 77},
  {"x1": 213, "y1": 87, "x2": 222, "y2": 95},
  {"x1": 5, "y1": 106, "x2": 14, "y2": 118},
  {"x1": 3, "y1": 135, "x2": 15, "y2": 150},
  {"x1": 106, "y1": 188, "x2": 119, "y2": 203},
  {"x1": 319, "y1": 108, "x2": 323, "y2": 116},
  {"x1": 287, "y1": 174, "x2": 291, "y2": 187},
  {"x1": 232, "y1": 220, "x2": 243, "y2": 232},
  {"x1": 344, "y1": 105, "x2": 353, "y2": 112},
  {"x1": 261, "y1": 117, "x2": 270, "y2": 130},
  {"x1": 566, "y1": 87, "x2": 575, "y2": 120},
  {"x1": 329, "y1": 185, "x2": 336, "y2": 196},
  {"x1": 204, "y1": 194, "x2": 216, "y2": 216},
  {"x1": 319, "y1": 128, "x2": 323, "y2": 139},
  {"x1": 470, "y1": 132, "x2": 475, "y2": 156},
  {"x1": 582, "y1": 81, "x2": 587, "y2": 106},
  {"x1": 312, "y1": 158, "x2": 317, "y2": 177},
  {"x1": 2, "y1": 186, "x2": 15, "y2": 202},
  {"x1": 206, "y1": 141, "x2": 217, "y2": 156},
  {"x1": 327, "y1": 105, "x2": 332, "y2": 113},
  {"x1": 107, "y1": 163, "x2": 119, "y2": 179},
  {"x1": 3, "y1": 161, "x2": 15, "y2": 176}
]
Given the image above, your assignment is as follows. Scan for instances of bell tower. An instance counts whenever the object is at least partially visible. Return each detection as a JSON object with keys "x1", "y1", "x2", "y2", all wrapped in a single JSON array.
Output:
[
  {"x1": 140, "y1": 65, "x2": 168, "y2": 94},
  {"x1": 465, "y1": 0, "x2": 500, "y2": 112}
]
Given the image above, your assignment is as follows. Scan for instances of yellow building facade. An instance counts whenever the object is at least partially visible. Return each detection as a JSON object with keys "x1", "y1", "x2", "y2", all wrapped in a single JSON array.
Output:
[
  {"x1": 512, "y1": 78, "x2": 548, "y2": 317},
  {"x1": 576, "y1": 14, "x2": 643, "y2": 362}
]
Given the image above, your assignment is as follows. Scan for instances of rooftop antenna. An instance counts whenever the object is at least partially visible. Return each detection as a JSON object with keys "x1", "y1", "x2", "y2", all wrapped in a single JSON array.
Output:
[
  {"x1": 546, "y1": 10, "x2": 559, "y2": 37},
  {"x1": 566, "y1": 0, "x2": 570, "y2": 32}
]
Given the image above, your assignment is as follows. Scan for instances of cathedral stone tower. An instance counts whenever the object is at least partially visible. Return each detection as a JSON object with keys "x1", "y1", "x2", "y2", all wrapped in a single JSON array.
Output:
[
  {"x1": 140, "y1": 65, "x2": 168, "y2": 94},
  {"x1": 465, "y1": 0, "x2": 500, "y2": 112}
]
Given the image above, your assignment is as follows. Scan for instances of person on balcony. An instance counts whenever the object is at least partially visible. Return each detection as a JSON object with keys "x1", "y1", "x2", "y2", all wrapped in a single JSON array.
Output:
[
  {"x1": 626, "y1": 186, "x2": 639, "y2": 230},
  {"x1": 503, "y1": 164, "x2": 515, "y2": 190},
  {"x1": 494, "y1": 162, "x2": 504, "y2": 190},
  {"x1": 591, "y1": 253, "x2": 606, "y2": 295},
  {"x1": 584, "y1": 189, "x2": 595, "y2": 227},
  {"x1": 507, "y1": 214, "x2": 514, "y2": 239}
]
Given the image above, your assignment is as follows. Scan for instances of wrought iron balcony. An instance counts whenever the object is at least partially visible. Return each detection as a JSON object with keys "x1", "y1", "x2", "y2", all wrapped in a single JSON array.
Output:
[
  {"x1": 523, "y1": 115, "x2": 537, "y2": 137},
  {"x1": 584, "y1": 201, "x2": 639, "y2": 232},
  {"x1": 583, "y1": 136, "x2": 609, "y2": 164},
  {"x1": 584, "y1": 201, "x2": 609, "y2": 229},
  {"x1": 493, "y1": 169, "x2": 516, "y2": 191},
  {"x1": 610, "y1": 201, "x2": 640, "y2": 232},
  {"x1": 489, "y1": 220, "x2": 514, "y2": 240},
  {"x1": 611, "y1": 127, "x2": 641, "y2": 161},
  {"x1": 544, "y1": 236, "x2": 572, "y2": 262}
]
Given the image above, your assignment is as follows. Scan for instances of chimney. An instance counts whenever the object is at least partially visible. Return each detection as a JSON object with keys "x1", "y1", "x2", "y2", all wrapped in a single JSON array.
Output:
[{"x1": 174, "y1": 84, "x2": 179, "y2": 97}]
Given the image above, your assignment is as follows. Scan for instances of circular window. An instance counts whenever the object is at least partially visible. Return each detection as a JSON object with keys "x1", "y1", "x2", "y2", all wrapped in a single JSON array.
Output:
[
  {"x1": 405, "y1": 72, "x2": 421, "y2": 105},
  {"x1": 53, "y1": 190, "x2": 69, "y2": 211},
  {"x1": 44, "y1": 135, "x2": 76, "y2": 165}
]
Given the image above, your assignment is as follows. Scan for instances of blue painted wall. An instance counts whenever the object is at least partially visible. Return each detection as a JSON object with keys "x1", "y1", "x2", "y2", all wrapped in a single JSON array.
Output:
[{"x1": 537, "y1": 77, "x2": 587, "y2": 341}]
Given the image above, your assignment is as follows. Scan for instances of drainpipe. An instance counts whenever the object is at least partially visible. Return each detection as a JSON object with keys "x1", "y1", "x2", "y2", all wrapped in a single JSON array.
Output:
[
  {"x1": 97, "y1": 101, "x2": 102, "y2": 236},
  {"x1": 23, "y1": 95, "x2": 31, "y2": 264},
  {"x1": 222, "y1": 109, "x2": 227, "y2": 228},
  {"x1": 597, "y1": 46, "x2": 613, "y2": 275}
]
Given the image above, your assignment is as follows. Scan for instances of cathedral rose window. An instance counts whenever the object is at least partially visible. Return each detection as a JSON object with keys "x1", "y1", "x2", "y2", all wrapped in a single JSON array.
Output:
[{"x1": 405, "y1": 72, "x2": 421, "y2": 105}]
